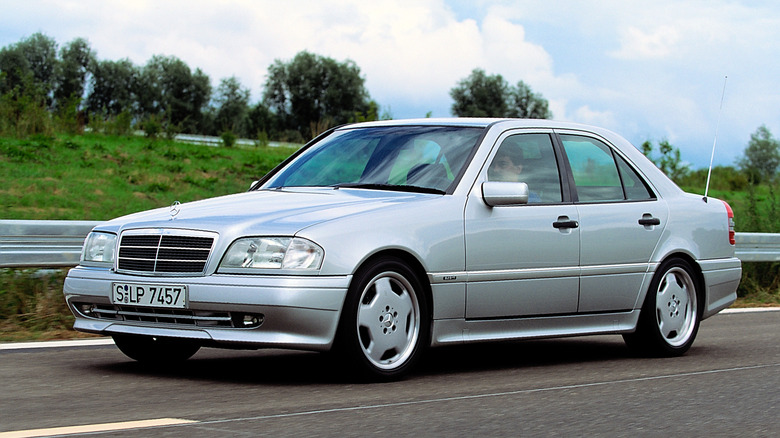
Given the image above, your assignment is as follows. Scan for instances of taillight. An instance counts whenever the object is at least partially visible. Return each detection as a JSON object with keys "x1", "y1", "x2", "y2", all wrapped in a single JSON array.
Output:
[{"x1": 722, "y1": 201, "x2": 735, "y2": 245}]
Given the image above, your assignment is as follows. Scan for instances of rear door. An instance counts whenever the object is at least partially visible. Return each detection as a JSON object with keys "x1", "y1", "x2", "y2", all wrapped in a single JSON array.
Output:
[{"x1": 556, "y1": 132, "x2": 668, "y2": 312}]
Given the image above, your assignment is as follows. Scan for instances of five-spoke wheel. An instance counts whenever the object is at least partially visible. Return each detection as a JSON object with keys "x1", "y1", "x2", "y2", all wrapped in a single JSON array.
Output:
[
  {"x1": 337, "y1": 257, "x2": 429, "y2": 380},
  {"x1": 624, "y1": 258, "x2": 701, "y2": 356}
]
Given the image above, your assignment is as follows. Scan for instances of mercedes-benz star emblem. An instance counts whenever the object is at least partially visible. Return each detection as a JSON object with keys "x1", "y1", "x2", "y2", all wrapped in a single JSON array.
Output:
[{"x1": 169, "y1": 201, "x2": 181, "y2": 220}]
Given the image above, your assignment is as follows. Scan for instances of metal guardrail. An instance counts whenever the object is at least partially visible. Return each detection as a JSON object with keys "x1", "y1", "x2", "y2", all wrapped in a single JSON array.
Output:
[
  {"x1": 0, "y1": 220, "x2": 101, "y2": 268},
  {"x1": 733, "y1": 233, "x2": 780, "y2": 262},
  {"x1": 0, "y1": 220, "x2": 778, "y2": 268},
  {"x1": 173, "y1": 133, "x2": 297, "y2": 149}
]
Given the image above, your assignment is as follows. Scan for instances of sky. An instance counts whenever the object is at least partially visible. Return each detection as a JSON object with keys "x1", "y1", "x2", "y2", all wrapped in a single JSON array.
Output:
[{"x1": 2, "y1": 0, "x2": 779, "y2": 170}]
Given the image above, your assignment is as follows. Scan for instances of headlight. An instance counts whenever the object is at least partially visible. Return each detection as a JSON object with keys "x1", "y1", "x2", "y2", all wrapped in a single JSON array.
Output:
[
  {"x1": 81, "y1": 232, "x2": 117, "y2": 266},
  {"x1": 219, "y1": 237, "x2": 324, "y2": 271}
]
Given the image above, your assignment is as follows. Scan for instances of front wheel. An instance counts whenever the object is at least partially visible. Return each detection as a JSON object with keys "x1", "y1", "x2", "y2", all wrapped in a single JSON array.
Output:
[
  {"x1": 112, "y1": 335, "x2": 201, "y2": 364},
  {"x1": 624, "y1": 258, "x2": 701, "y2": 356},
  {"x1": 336, "y1": 257, "x2": 429, "y2": 381}
]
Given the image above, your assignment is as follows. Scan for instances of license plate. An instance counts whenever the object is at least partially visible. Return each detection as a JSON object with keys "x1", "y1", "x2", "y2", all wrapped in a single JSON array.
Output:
[{"x1": 112, "y1": 283, "x2": 187, "y2": 308}]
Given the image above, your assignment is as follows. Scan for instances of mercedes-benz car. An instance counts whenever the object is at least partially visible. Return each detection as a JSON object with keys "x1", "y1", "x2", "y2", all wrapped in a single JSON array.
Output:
[{"x1": 63, "y1": 118, "x2": 741, "y2": 380}]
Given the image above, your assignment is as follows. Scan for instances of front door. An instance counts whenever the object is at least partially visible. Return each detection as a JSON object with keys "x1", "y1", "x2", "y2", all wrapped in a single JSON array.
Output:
[{"x1": 464, "y1": 131, "x2": 580, "y2": 318}]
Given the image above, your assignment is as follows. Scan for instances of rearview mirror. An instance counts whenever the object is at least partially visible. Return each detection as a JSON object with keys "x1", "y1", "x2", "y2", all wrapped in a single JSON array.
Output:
[{"x1": 482, "y1": 181, "x2": 529, "y2": 206}]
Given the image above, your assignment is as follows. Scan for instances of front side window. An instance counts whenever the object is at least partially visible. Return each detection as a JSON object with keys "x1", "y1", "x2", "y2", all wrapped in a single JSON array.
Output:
[
  {"x1": 263, "y1": 126, "x2": 484, "y2": 193},
  {"x1": 561, "y1": 135, "x2": 653, "y2": 202},
  {"x1": 487, "y1": 133, "x2": 562, "y2": 203}
]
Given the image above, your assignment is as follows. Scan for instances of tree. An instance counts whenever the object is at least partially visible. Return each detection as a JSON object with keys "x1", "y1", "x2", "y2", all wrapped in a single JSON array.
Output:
[
  {"x1": 0, "y1": 45, "x2": 33, "y2": 95},
  {"x1": 739, "y1": 125, "x2": 780, "y2": 183},
  {"x1": 641, "y1": 139, "x2": 690, "y2": 182},
  {"x1": 86, "y1": 58, "x2": 137, "y2": 117},
  {"x1": 0, "y1": 33, "x2": 59, "y2": 136},
  {"x1": 0, "y1": 33, "x2": 59, "y2": 101},
  {"x1": 450, "y1": 68, "x2": 552, "y2": 119},
  {"x1": 450, "y1": 69, "x2": 509, "y2": 117},
  {"x1": 508, "y1": 80, "x2": 552, "y2": 119},
  {"x1": 213, "y1": 76, "x2": 250, "y2": 137},
  {"x1": 263, "y1": 51, "x2": 375, "y2": 140},
  {"x1": 15, "y1": 33, "x2": 59, "y2": 106},
  {"x1": 188, "y1": 68, "x2": 212, "y2": 133},
  {"x1": 247, "y1": 102, "x2": 278, "y2": 141},
  {"x1": 54, "y1": 38, "x2": 94, "y2": 109},
  {"x1": 133, "y1": 55, "x2": 211, "y2": 133}
]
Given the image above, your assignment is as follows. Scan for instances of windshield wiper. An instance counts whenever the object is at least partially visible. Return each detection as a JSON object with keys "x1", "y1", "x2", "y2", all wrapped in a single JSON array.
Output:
[{"x1": 332, "y1": 183, "x2": 446, "y2": 195}]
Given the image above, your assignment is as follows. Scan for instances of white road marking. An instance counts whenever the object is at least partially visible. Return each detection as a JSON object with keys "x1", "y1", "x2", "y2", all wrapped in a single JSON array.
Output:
[
  {"x1": 0, "y1": 418, "x2": 197, "y2": 438},
  {"x1": 0, "y1": 338, "x2": 114, "y2": 351},
  {"x1": 721, "y1": 307, "x2": 780, "y2": 313}
]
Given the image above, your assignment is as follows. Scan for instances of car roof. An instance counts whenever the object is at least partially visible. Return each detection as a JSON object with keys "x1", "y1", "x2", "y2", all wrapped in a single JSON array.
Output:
[{"x1": 340, "y1": 117, "x2": 611, "y2": 131}]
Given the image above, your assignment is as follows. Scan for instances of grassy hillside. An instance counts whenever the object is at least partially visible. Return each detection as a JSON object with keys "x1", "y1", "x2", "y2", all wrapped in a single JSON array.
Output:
[{"x1": 0, "y1": 134, "x2": 298, "y2": 220}]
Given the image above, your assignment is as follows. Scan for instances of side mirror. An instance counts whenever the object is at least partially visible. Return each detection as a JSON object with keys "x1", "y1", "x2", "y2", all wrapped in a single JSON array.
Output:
[
  {"x1": 248, "y1": 180, "x2": 260, "y2": 191},
  {"x1": 482, "y1": 181, "x2": 529, "y2": 206}
]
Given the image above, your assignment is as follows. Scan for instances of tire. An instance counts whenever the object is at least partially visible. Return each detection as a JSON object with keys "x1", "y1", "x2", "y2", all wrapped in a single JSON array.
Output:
[
  {"x1": 336, "y1": 257, "x2": 429, "y2": 381},
  {"x1": 112, "y1": 334, "x2": 201, "y2": 364},
  {"x1": 624, "y1": 258, "x2": 701, "y2": 356}
]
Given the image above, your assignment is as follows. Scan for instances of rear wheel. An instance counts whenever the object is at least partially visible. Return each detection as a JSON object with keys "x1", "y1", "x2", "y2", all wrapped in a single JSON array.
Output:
[
  {"x1": 624, "y1": 258, "x2": 701, "y2": 356},
  {"x1": 112, "y1": 335, "x2": 200, "y2": 364},
  {"x1": 336, "y1": 257, "x2": 429, "y2": 380}
]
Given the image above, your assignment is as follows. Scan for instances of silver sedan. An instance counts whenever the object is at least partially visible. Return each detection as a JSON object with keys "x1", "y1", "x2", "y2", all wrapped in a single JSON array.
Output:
[{"x1": 64, "y1": 118, "x2": 741, "y2": 380}]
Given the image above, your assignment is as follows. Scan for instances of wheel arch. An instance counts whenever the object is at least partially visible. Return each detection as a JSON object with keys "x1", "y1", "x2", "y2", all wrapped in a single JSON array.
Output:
[{"x1": 350, "y1": 249, "x2": 434, "y2": 321}]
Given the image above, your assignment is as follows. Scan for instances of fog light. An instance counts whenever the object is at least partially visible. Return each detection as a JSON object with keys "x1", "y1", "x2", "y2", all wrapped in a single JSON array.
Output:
[
  {"x1": 243, "y1": 315, "x2": 260, "y2": 327},
  {"x1": 79, "y1": 304, "x2": 96, "y2": 315},
  {"x1": 234, "y1": 313, "x2": 264, "y2": 328}
]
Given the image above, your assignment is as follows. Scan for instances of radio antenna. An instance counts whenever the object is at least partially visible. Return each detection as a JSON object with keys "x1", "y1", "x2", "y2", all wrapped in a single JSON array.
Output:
[{"x1": 703, "y1": 75, "x2": 728, "y2": 201}]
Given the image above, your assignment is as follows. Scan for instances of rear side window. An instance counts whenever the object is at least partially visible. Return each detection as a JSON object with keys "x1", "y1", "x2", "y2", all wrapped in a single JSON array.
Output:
[
  {"x1": 616, "y1": 154, "x2": 654, "y2": 200},
  {"x1": 560, "y1": 135, "x2": 653, "y2": 202}
]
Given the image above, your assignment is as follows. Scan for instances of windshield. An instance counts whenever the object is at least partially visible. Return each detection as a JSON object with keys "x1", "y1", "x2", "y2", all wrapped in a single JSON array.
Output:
[{"x1": 262, "y1": 125, "x2": 485, "y2": 193}]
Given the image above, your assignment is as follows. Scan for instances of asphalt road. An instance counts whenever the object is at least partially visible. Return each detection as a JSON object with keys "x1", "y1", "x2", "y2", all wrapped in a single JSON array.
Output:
[{"x1": 1, "y1": 310, "x2": 777, "y2": 437}]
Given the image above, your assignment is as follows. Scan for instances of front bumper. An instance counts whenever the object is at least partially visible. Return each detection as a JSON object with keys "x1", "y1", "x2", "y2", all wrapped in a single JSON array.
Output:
[{"x1": 63, "y1": 266, "x2": 351, "y2": 351}]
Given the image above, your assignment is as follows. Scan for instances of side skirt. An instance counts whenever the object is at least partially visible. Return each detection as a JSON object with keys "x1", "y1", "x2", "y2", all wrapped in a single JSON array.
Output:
[{"x1": 430, "y1": 310, "x2": 641, "y2": 347}]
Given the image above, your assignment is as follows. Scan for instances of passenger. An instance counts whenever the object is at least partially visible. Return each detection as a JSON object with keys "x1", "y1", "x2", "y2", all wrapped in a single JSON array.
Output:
[{"x1": 488, "y1": 146, "x2": 541, "y2": 203}]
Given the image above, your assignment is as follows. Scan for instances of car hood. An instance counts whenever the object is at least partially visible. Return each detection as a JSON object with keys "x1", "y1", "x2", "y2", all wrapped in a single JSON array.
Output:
[{"x1": 97, "y1": 187, "x2": 433, "y2": 236}]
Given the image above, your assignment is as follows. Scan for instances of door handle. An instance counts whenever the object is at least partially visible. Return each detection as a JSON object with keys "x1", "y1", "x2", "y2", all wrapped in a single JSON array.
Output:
[
  {"x1": 553, "y1": 219, "x2": 579, "y2": 229},
  {"x1": 638, "y1": 216, "x2": 661, "y2": 226}
]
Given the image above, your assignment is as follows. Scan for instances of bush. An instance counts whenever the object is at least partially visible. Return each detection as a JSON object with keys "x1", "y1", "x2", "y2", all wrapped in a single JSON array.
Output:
[
  {"x1": 0, "y1": 268, "x2": 76, "y2": 340},
  {"x1": 221, "y1": 130, "x2": 236, "y2": 148},
  {"x1": 738, "y1": 262, "x2": 780, "y2": 303},
  {"x1": 143, "y1": 115, "x2": 162, "y2": 138},
  {"x1": 109, "y1": 110, "x2": 133, "y2": 136},
  {"x1": 676, "y1": 166, "x2": 748, "y2": 191},
  {"x1": 0, "y1": 90, "x2": 54, "y2": 138},
  {"x1": 256, "y1": 130, "x2": 269, "y2": 148},
  {"x1": 53, "y1": 96, "x2": 85, "y2": 135}
]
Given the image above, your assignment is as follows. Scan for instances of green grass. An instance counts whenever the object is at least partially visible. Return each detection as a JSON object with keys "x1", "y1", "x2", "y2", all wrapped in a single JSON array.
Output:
[{"x1": 0, "y1": 133, "x2": 298, "y2": 220}]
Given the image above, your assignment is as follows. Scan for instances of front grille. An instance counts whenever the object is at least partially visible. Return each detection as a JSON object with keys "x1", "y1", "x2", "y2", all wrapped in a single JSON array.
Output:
[
  {"x1": 73, "y1": 303, "x2": 264, "y2": 329},
  {"x1": 117, "y1": 230, "x2": 216, "y2": 275}
]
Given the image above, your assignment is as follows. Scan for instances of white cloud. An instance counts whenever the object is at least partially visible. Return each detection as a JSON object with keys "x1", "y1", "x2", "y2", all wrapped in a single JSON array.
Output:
[
  {"x1": 610, "y1": 25, "x2": 680, "y2": 60},
  {"x1": 570, "y1": 105, "x2": 617, "y2": 130}
]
